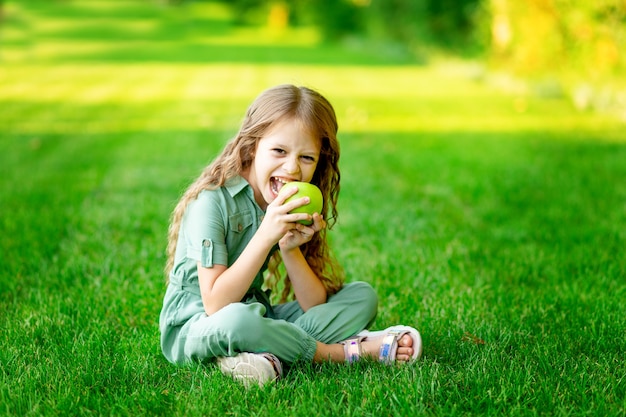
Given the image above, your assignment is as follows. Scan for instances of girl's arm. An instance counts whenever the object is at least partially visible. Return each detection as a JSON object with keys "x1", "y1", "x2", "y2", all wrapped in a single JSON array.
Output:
[
  {"x1": 198, "y1": 229, "x2": 276, "y2": 315},
  {"x1": 281, "y1": 246, "x2": 327, "y2": 311},
  {"x1": 280, "y1": 213, "x2": 328, "y2": 311},
  {"x1": 198, "y1": 187, "x2": 315, "y2": 315}
]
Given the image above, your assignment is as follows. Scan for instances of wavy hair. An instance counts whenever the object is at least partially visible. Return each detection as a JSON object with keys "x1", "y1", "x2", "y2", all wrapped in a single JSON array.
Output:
[{"x1": 165, "y1": 84, "x2": 343, "y2": 300}]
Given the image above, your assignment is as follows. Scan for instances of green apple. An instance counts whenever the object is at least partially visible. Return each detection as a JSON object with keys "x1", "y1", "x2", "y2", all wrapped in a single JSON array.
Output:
[{"x1": 277, "y1": 181, "x2": 323, "y2": 225}]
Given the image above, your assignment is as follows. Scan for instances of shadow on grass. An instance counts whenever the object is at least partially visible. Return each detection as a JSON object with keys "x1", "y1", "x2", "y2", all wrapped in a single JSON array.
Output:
[
  {"x1": 59, "y1": 42, "x2": 413, "y2": 66},
  {"x1": 4, "y1": 1, "x2": 420, "y2": 66}
]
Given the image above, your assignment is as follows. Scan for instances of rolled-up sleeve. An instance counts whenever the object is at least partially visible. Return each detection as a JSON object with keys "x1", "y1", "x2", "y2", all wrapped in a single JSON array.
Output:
[{"x1": 184, "y1": 191, "x2": 229, "y2": 267}]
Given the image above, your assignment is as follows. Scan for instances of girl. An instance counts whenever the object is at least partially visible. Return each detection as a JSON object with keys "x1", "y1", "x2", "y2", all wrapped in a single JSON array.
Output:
[{"x1": 159, "y1": 84, "x2": 422, "y2": 387}]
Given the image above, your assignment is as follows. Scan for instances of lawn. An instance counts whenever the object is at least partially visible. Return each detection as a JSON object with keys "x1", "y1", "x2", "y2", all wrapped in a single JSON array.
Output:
[{"x1": 1, "y1": 1, "x2": 625, "y2": 416}]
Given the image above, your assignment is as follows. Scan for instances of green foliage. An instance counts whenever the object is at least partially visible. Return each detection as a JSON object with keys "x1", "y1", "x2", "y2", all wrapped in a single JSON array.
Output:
[
  {"x1": 481, "y1": 0, "x2": 626, "y2": 116},
  {"x1": 488, "y1": 0, "x2": 625, "y2": 81},
  {"x1": 366, "y1": 0, "x2": 483, "y2": 51},
  {"x1": 141, "y1": 0, "x2": 626, "y2": 81},
  {"x1": 301, "y1": 0, "x2": 365, "y2": 41},
  {"x1": 198, "y1": 0, "x2": 483, "y2": 50}
]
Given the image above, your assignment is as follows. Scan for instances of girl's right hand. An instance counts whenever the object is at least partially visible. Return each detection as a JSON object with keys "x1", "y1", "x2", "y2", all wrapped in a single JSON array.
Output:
[{"x1": 259, "y1": 186, "x2": 313, "y2": 245}]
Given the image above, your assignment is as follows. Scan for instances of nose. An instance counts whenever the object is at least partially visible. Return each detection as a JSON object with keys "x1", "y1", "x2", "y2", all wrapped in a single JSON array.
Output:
[{"x1": 284, "y1": 156, "x2": 301, "y2": 175}]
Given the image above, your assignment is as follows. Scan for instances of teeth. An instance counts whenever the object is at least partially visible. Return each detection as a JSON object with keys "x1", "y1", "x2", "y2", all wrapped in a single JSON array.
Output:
[{"x1": 271, "y1": 177, "x2": 291, "y2": 195}]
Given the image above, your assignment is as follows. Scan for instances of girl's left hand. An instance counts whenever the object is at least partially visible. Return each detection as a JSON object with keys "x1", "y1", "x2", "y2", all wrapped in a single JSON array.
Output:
[{"x1": 279, "y1": 212, "x2": 326, "y2": 251}]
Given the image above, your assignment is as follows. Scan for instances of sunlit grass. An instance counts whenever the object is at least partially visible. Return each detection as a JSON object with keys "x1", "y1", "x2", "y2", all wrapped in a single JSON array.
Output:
[
  {"x1": 1, "y1": 1, "x2": 625, "y2": 416},
  {"x1": 2, "y1": 62, "x2": 623, "y2": 137}
]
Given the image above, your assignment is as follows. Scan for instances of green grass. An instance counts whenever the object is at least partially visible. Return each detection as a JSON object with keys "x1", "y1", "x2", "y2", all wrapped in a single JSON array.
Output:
[{"x1": 1, "y1": 1, "x2": 625, "y2": 416}]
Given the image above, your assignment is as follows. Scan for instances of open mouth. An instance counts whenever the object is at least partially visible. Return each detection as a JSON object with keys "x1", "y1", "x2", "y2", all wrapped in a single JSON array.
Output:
[{"x1": 270, "y1": 177, "x2": 292, "y2": 196}]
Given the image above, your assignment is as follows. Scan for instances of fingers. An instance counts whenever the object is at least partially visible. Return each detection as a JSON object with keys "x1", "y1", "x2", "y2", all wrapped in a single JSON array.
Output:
[
  {"x1": 293, "y1": 213, "x2": 325, "y2": 232},
  {"x1": 274, "y1": 210, "x2": 325, "y2": 251},
  {"x1": 293, "y1": 223, "x2": 314, "y2": 240},
  {"x1": 271, "y1": 188, "x2": 309, "y2": 214},
  {"x1": 273, "y1": 185, "x2": 299, "y2": 206},
  {"x1": 270, "y1": 190, "x2": 325, "y2": 228},
  {"x1": 309, "y1": 213, "x2": 326, "y2": 231}
]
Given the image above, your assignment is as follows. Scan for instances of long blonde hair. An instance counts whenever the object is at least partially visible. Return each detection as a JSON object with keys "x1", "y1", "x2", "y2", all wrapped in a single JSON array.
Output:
[{"x1": 165, "y1": 84, "x2": 343, "y2": 300}]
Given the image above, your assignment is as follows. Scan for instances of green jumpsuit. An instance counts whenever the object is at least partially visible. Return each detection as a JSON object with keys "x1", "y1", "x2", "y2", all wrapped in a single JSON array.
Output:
[{"x1": 159, "y1": 176, "x2": 378, "y2": 365}]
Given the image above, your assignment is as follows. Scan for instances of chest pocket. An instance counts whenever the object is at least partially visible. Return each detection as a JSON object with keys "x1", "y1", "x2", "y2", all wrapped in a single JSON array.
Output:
[{"x1": 229, "y1": 210, "x2": 253, "y2": 234}]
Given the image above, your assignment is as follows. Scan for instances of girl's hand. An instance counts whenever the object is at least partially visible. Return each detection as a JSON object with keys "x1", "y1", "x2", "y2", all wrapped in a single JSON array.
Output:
[
  {"x1": 258, "y1": 186, "x2": 321, "y2": 247},
  {"x1": 279, "y1": 212, "x2": 326, "y2": 251}
]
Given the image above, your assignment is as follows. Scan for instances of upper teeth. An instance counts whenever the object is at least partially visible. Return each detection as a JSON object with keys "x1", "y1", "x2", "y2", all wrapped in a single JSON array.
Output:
[{"x1": 273, "y1": 177, "x2": 290, "y2": 194}]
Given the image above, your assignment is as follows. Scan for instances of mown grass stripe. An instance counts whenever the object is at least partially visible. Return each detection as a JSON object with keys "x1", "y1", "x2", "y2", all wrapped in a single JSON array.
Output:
[{"x1": 1, "y1": 1, "x2": 625, "y2": 416}]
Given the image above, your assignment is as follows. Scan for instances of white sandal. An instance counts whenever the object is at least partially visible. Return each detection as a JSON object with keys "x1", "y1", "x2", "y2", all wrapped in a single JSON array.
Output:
[{"x1": 342, "y1": 325, "x2": 423, "y2": 364}]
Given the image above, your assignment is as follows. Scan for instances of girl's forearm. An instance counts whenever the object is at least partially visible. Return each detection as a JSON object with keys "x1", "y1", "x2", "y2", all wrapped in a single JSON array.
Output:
[
  {"x1": 201, "y1": 232, "x2": 275, "y2": 315},
  {"x1": 281, "y1": 247, "x2": 327, "y2": 311}
]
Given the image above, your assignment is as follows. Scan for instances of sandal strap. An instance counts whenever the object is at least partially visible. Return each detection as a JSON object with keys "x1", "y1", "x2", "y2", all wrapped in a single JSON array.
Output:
[
  {"x1": 378, "y1": 329, "x2": 404, "y2": 364},
  {"x1": 342, "y1": 337, "x2": 362, "y2": 363}
]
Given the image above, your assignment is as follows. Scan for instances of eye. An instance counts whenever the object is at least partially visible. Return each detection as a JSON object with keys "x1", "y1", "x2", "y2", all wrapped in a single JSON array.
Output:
[
  {"x1": 301, "y1": 155, "x2": 317, "y2": 163},
  {"x1": 272, "y1": 148, "x2": 286, "y2": 155}
]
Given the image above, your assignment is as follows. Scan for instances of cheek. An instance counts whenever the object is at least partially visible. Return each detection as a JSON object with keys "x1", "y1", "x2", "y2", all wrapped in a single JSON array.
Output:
[{"x1": 303, "y1": 165, "x2": 319, "y2": 182}]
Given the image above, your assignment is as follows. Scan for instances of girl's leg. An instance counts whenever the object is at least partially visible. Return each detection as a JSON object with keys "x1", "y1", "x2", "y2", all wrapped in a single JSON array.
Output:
[
  {"x1": 273, "y1": 282, "x2": 415, "y2": 365},
  {"x1": 178, "y1": 302, "x2": 317, "y2": 365},
  {"x1": 273, "y1": 281, "x2": 378, "y2": 344},
  {"x1": 313, "y1": 333, "x2": 417, "y2": 363}
]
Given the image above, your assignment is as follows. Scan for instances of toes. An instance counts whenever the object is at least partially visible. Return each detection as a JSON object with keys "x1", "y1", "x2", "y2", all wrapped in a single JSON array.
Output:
[
  {"x1": 395, "y1": 349, "x2": 412, "y2": 362},
  {"x1": 396, "y1": 335, "x2": 414, "y2": 362},
  {"x1": 396, "y1": 346, "x2": 413, "y2": 360},
  {"x1": 399, "y1": 334, "x2": 413, "y2": 348}
]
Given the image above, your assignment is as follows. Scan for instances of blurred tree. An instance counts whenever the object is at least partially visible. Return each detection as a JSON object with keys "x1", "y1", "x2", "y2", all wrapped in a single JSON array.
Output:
[
  {"x1": 365, "y1": 0, "x2": 483, "y2": 51},
  {"x1": 166, "y1": 0, "x2": 483, "y2": 51},
  {"x1": 224, "y1": 0, "x2": 266, "y2": 24},
  {"x1": 366, "y1": 0, "x2": 429, "y2": 43},
  {"x1": 487, "y1": 0, "x2": 625, "y2": 80},
  {"x1": 300, "y1": 0, "x2": 365, "y2": 40},
  {"x1": 267, "y1": 2, "x2": 289, "y2": 31},
  {"x1": 163, "y1": 0, "x2": 625, "y2": 83},
  {"x1": 426, "y1": 0, "x2": 481, "y2": 46}
]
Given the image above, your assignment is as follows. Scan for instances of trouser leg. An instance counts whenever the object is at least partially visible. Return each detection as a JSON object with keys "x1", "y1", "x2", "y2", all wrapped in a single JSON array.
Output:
[
  {"x1": 179, "y1": 302, "x2": 317, "y2": 365},
  {"x1": 273, "y1": 281, "x2": 379, "y2": 344},
  {"x1": 169, "y1": 281, "x2": 378, "y2": 366}
]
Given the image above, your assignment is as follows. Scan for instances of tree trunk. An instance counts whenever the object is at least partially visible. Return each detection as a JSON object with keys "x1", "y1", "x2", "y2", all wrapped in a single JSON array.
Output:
[{"x1": 491, "y1": 0, "x2": 512, "y2": 53}]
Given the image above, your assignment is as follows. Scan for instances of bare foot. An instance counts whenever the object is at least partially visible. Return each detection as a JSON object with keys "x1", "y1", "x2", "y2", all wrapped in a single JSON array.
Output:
[{"x1": 361, "y1": 334, "x2": 414, "y2": 363}]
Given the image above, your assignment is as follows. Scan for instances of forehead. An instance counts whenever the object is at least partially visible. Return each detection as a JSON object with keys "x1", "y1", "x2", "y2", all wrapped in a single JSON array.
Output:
[{"x1": 261, "y1": 118, "x2": 321, "y2": 151}]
